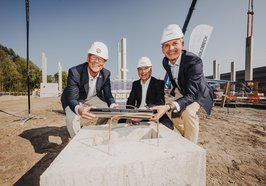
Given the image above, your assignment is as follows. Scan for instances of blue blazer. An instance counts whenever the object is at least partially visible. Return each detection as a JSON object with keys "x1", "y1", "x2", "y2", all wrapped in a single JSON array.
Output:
[
  {"x1": 61, "y1": 62, "x2": 116, "y2": 113},
  {"x1": 163, "y1": 50, "x2": 214, "y2": 115}
]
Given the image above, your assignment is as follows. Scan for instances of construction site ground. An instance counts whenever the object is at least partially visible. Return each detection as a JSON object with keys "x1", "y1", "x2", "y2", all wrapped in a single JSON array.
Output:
[{"x1": 0, "y1": 96, "x2": 265, "y2": 186}]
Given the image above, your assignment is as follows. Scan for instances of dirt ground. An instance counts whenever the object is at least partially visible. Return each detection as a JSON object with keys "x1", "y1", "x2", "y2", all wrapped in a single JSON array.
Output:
[{"x1": 0, "y1": 95, "x2": 265, "y2": 186}]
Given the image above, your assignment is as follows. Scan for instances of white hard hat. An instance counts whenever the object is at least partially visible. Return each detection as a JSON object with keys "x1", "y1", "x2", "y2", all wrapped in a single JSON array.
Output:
[
  {"x1": 137, "y1": 57, "x2": 152, "y2": 68},
  {"x1": 161, "y1": 24, "x2": 184, "y2": 44},
  {"x1": 88, "y1": 41, "x2": 109, "y2": 60}
]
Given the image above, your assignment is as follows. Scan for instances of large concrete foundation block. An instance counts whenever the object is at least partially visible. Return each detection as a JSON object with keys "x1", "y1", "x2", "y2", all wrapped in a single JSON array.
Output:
[{"x1": 40, "y1": 123, "x2": 206, "y2": 186}]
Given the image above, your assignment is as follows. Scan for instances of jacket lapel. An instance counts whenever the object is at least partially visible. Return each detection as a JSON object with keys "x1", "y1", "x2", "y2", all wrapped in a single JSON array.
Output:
[
  {"x1": 178, "y1": 52, "x2": 185, "y2": 90},
  {"x1": 163, "y1": 57, "x2": 178, "y2": 89},
  {"x1": 136, "y1": 80, "x2": 142, "y2": 107},
  {"x1": 146, "y1": 77, "x2": 154, "y2": 103},
  {"x1": 96, "y1": 71, "x2": 103, "y2": 93},
  {"x1": 81, "y1": 63, "x2": 89, "y2": 95}
]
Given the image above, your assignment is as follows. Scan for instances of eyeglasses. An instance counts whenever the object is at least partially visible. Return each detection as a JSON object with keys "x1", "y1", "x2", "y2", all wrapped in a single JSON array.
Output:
[
  {"x1": 137, "y1": 67, "x2": 151, "y2": 71},
  {"x1": 89, "y1": 55, "x2": 105, "y2": 64},
  {"x1": 162, "y1": 39, "x2": 182, "y2": 50}
]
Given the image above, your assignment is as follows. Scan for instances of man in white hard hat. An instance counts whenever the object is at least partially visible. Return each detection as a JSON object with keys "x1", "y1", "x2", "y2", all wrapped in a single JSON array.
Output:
[
  {"x1": 151, "y1": 24, "x2": 214, "y2": 143},
  {"x1": 61, "y1": 41, "x2": 118, "y2": 138},
  {"x1": 126, "y1": 57, "x2": 173, "y2": 129}
]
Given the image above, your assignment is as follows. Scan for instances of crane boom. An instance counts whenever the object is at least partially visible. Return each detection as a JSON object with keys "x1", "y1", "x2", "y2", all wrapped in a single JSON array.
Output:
[{"x1": 182, "y1": 0, "x2": 197, "y2": 35}]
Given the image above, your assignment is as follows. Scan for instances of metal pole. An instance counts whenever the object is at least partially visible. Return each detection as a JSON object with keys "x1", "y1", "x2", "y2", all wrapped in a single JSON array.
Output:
[
  {"x1": 182, "y1": 0, "x2": 197, "y2": 35},
  {"x1": 245, "y1": 0, "x2": 254, "y2": 81},
  {"x1": 26, "y1": 0, "x2": 31, "y2": 116}
]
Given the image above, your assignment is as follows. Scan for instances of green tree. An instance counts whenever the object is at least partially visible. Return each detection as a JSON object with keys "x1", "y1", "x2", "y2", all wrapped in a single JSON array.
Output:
[
  {"x1": 13, "y1": 56, "x2": 41, "y2": 92},
  {"x1": 54, "y1": 71, "x2": 68, "y2": 89},
  {"x1": 47, "y1": 75, "x2": 54, "y2": 83},
  {"x1": 0, "y1": 44, "x2": 17, "y2": 60},
  {"x1": 0, "y1": 48, "x2": 8, "y2": 62},
  {"x1": 0, "y1": 58, "x2": 20, "y2": 92},
  {"x1": 0, "y1": 48, "x2": 8, "y2": 91},
  {"x1": 29, "y1": 61, "x2": 42, "y2": 91},
  {"x1": 0, "y1": 44, "x2": 42, "y2": 92},
  {"x1": 14, "y1": 57, "x2": 26, "y2": 91}
]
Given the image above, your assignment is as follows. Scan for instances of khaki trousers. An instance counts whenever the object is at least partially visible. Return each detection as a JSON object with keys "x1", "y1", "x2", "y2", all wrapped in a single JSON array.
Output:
[
  {"x1": 169, "y1": 89, "x2": 200, "y2": 144},
  {"x1": 65, "y1": 96, "x2": 108, "y2": 138}
]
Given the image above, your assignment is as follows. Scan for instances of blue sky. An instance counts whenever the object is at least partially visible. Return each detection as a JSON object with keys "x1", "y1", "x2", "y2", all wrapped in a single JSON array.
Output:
[{"x1": 1, "y1": 0, "x2": 265, "y2": 79}]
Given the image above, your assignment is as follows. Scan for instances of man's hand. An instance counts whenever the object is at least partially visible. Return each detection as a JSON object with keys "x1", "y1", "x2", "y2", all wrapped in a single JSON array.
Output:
[
  {"x1": 78, "y1": 106, "x2": 96, "y2": 120},
  {"x1": 150, "y1": 105, "x2": 170, "y2": 122},
  {"x1": 131, "y1": 118, "x2": 142, "y2": 122},
  {"x1": 110, "y1": 103, "x2": 120, "y2": 109}
]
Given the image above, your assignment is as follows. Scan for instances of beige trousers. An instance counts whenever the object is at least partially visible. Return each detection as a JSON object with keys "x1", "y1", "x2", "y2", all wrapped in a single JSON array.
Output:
[
  {"x1": 65, "y1": 96, "x2": 108, "y2": 138},
  {"x1": 170, "y1": 89, "x2": 200, "y2": 144}
]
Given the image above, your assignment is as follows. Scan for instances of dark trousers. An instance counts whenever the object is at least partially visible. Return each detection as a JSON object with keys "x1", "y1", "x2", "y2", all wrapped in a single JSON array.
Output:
[{"x1": 159, "y1": 114, "x2": 174, "y2": 130}]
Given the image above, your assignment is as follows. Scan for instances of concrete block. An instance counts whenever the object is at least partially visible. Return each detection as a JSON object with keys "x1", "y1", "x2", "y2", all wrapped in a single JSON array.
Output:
[
  {"x1": 40, "y1": 83, "x2": 59, "y2": 97},
  {"x1": 40, "y1": 123, "x2": 206, "y2": 186}
]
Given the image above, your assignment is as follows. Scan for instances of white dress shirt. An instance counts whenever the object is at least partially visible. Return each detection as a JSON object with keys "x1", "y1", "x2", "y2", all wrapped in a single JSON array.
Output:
[
  {"x1": 87, "y1": 73, "x2": 99, "y2": 100},
  {"x1": 169, "y1": 54, "x2": 181, "y2": 88},
  {"x1": 74, "y1": 72, "x2": 99, "y2": 115},
  {"x1": 168, "y1": 55, "x2": 182, "y2": 112},
  {"x1": 140, "y1": 77, "x2": 151, "y2": 108}
]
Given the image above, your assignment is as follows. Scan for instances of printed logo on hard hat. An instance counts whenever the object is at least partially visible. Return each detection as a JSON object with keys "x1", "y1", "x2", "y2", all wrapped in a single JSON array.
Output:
[{"x1": 96, "y1": 48, "x2": 101, "y2": 53}]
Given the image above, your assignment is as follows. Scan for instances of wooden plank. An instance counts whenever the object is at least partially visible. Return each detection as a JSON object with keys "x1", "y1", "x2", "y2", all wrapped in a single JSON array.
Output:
[{"x1": 221, "y1": 82, "x2": 230, "y2": 108}]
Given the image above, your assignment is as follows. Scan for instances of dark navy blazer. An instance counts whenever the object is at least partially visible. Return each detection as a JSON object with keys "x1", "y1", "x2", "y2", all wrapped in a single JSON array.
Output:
[
  {"x1": 163, "y1": 50, "x2": 214, "y2": 115},
  {"x1": 61, "y1": 62, "x2": 115, "y2": 113}
]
